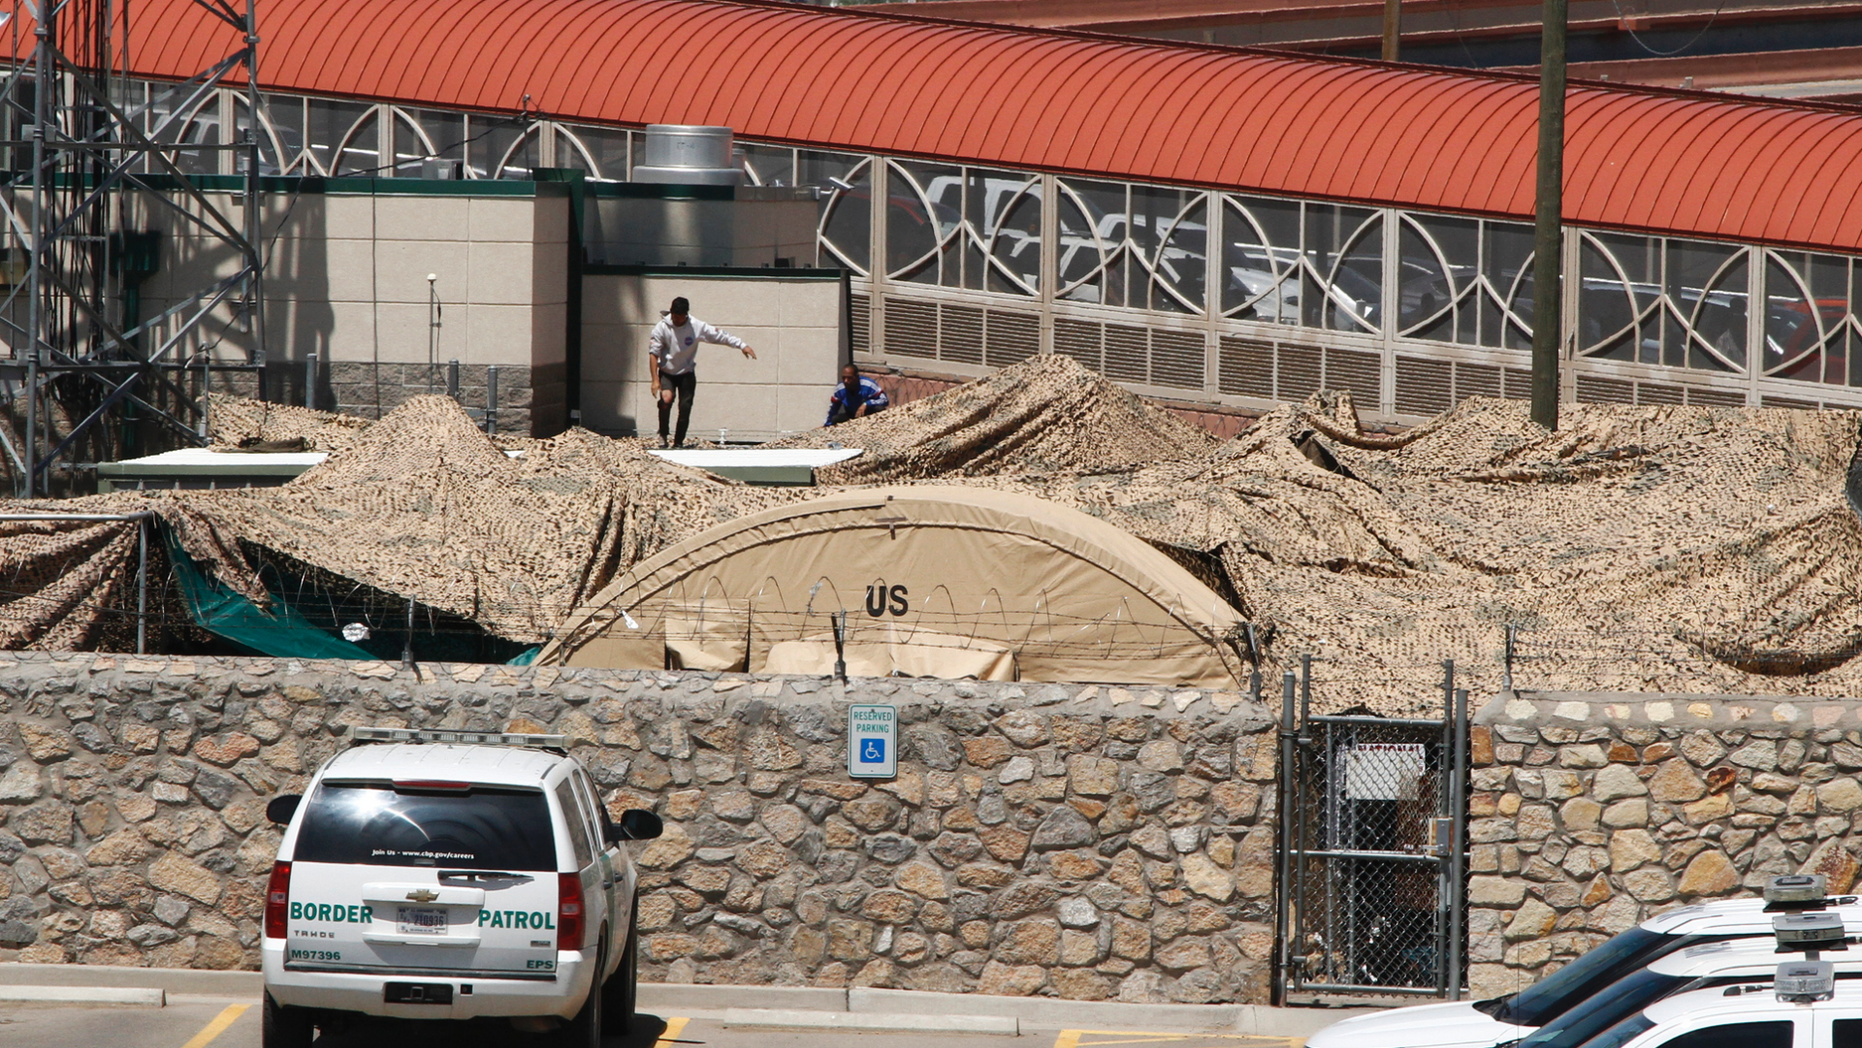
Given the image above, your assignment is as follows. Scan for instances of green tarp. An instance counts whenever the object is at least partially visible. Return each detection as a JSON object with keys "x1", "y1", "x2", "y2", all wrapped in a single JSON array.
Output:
[{"x1": 164, "y1": 529, "x2": 376, "y2": 660}]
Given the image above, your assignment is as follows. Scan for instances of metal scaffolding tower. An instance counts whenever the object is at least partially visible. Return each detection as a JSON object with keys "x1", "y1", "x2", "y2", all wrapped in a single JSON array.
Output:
[{"x1": 0, "y1": 0, "x2": 264, "y2": 496}]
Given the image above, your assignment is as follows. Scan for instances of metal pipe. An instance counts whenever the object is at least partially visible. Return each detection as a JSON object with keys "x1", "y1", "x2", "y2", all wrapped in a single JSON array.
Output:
[
  {"x1": 136, "y1": 518, "x2": 147, "y2": 655},
  {"x1": 447, "y1": 358, "x2": 459, "y2": 400},
  {"x1": 305, "y1": 350, "x2": 317, "y2": 409},
  {"x1": 1449, "y1": 685, "x2": 1470, "y2": 1000},
  {"x1": 1302, "y1": 714, "x2": 1446, "y2": 729},
  {"x1": 245, "y1": 0, "x2": 265, "y2": 368},
  {"x1": 0, "y1": 511, "x2": 154, "y2": 521},
  {"x1": 486, "y1": 366, "x2": 499, "y2": 435},
  {"x1": 402, "y1": 594, "x2": 415, "y2": 667},
  {"x1": 1531, "y1": 0, "x2": 1567, "y2": 430},
  {"x1": 1290, "y1": 983, "x2": 1447, "y2": 997},
  {"x1": 1438, "y1": 675, "x2": 1454, "y2": 998},
  {"x1": 1276, "y1": 669, "x2": 1298, "y2": 999},
  {"x1": 1443, "y1": 658, "x2": 1455, "y2": 721},
  {"x1": 23, "y1": 29, "x2": 46, "y2": 501},
  {"x1": 1300, "y1": 652, "x2": 1311, "y2": 725},
  {"x1": 427, "y1": 276, "x2": 440, "y2": 392},
  {"x1": 1300, "y1": 848, "x2": 1444, "y2": 863}
]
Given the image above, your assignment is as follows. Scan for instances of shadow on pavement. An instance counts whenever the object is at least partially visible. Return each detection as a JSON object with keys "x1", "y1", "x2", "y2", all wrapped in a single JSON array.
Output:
[{"x1": 311, "y1": 1011, "x2": 677, "y2": 1047}]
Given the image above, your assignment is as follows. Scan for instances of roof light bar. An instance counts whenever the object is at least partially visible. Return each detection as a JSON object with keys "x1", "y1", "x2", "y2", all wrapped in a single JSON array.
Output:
[
  {"x1": 1774, "y1": 912, "x2": 1848, "y2": 954},
  {"x1": 1766, "y1": 874, "x2": 1829, "y2": 907},
  {"x1": 350, "y1": 726, "x2": 568, "y2": 749},
  {"x1": 1775, "y1": 960, "x2": 1836, "y2": 1003}
]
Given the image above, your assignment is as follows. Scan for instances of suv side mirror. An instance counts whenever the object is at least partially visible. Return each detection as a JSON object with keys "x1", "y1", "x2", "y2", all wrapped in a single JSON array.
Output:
[
  {"x1": 266, "y1": 794, "x2": 302, "y2": 826},
  {"x1": 617, "y1": 809, "x2": 663, "y2": 841}
]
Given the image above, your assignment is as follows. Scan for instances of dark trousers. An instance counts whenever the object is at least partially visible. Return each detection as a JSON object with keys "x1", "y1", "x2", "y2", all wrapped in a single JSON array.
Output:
[{"x1": 656, "y1": 370, "x2": 697, "y2": 444}]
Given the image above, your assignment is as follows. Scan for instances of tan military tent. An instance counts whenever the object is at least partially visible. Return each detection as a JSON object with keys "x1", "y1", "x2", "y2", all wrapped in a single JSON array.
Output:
[{"x1": 537, "y1": 486, "x2": 1247, "y2": 686}]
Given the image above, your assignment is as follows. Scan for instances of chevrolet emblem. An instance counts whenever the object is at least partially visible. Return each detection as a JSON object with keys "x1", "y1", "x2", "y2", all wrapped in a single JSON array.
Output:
[{"x1": 406, "y1": 889, "x2": 440, "y2": 903}]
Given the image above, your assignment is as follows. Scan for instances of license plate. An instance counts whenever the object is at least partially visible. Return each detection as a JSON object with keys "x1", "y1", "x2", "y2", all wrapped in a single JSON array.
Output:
[{"x1": 396, "y1": 906, "x2": 447, "y2": 935}]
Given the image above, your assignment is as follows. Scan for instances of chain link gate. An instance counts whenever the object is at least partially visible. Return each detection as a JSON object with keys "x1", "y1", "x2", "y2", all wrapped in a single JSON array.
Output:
[{"x1": 1275, "y1": 660, "x2": 1470, "y2": 1001}]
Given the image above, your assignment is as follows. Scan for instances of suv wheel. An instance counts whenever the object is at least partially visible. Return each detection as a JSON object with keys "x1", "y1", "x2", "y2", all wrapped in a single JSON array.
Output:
[
  {"x1": 262, "y1": 993, "x2": 314, "y2": 1048},
  {"x1": 555, "y1": 942, "x2": 604, "y2": 1048},
  {"x1": 601, "y1": 903, "x2": 639, "y2": 1036}
]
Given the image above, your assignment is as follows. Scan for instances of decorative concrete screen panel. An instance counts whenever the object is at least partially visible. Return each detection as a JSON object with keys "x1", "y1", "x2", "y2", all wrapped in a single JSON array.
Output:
[{"x1": 580, "y1": 269, "x2": 844, "y2": 441}]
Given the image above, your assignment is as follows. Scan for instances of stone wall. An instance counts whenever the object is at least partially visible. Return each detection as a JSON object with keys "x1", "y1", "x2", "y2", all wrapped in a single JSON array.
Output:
[
  {"x1": 1467, "y1": 692, "x2": 1862, "y2": 998},
  {"x1": 0, "y1": 653, "x2": 1280, "y2": 1004}
]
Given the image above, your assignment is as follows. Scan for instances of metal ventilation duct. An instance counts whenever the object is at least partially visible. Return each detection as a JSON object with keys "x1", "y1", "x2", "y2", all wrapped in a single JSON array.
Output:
[{"x1": 632, "y1": 124, "x2": 742, "y2": 186}]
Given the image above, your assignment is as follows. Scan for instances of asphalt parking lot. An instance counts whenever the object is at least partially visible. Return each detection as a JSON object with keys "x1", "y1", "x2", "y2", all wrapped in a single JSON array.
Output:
[{"x1": 0, "y1": 996, "x2": 1311, "y2": 1048}]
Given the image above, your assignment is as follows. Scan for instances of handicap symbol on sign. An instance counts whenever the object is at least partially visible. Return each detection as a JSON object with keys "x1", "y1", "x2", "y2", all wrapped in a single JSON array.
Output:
[{"x1": 860, "y1": 738, "x2": 886, "y2": 763}]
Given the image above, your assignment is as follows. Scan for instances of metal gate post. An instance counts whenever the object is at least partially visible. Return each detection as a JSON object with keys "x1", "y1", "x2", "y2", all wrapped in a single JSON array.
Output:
[
  {"x1": 136, "y1": 518, "x2": 148, "y2": 656},
  {"x1": 1449, "y1": 686, "x2": 1471, "y2": 1000},
  {"x1": 1275, "y1": 669, "x2": 1298, "y2": 1001}
]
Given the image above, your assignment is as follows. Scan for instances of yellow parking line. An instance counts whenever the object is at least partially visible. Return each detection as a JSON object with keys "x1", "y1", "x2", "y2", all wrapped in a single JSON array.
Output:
[
  {"x1": 654, "y1": 1015, "x2": 692, "y2": 1048},
  {"x1": 178, "y1": 1004, "x2": 249, "y2": 1048}
]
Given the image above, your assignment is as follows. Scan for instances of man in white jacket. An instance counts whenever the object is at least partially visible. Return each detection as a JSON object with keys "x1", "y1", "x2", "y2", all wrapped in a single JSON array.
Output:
[{"x1": 647, "y1": 296, "x2": 758, "y2": 448}]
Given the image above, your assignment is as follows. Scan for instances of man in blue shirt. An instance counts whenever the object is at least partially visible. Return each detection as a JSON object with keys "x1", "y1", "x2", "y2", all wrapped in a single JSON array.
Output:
[{"x1": 825, "y1": 364, "x2": 890, "y2": 426}]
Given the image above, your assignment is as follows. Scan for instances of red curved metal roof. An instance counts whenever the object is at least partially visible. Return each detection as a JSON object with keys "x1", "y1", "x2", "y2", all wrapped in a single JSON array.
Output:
[{"x1": 55, "y1": 0, "x2": 1862, "y2": 252}]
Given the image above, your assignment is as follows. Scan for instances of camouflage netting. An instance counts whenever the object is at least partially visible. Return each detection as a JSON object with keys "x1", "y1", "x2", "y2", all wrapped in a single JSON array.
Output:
[
  {"x1": 161, "y1": 396, "x2": 800, "y2": 643},
  {"x1": 922, "y1": 391, "x2": 1862, "y2": 713},
  {"x1": 768, "y1": 354, "x2": 1220, "y2": 482},
  {"x1": 0, "y1": 397, "x2": 798, "y2": 649},
  {"x1": 0, "y1": 513, "x2": 145, "y2": 651},
  {"x1": 205, "y1": 394, "x2": 375, "y2": 454},
  {"x1": 5, "y1": 353, "x2": 1862, "y2": 713}
]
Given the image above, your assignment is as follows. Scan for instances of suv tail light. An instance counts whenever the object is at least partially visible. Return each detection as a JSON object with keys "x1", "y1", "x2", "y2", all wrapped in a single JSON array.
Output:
[
  {"x1": 557, "y1": 873, "x2": 586, "y2": 951},
  {"x1": 264, "y1": 861, "x2": 292, "y2": 939}
]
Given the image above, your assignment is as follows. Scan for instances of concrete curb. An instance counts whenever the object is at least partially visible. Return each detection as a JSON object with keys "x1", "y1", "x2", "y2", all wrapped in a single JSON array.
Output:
[
  {"x1": 723, "y1": 1007, "x2": 1020, "y2": 1035},
  {"x1": 0, "y1": 965, "x2": 1382, "y2": 1034},
  {"x1": 639, "y1": 984, "x2": 845, "y2": 1013},
  {"x1": 0, "y1": 963, "x2": 259, "y2": 997},
  {"x1": 0, "y1": 985, "x2": 165, "y2": 1006}
]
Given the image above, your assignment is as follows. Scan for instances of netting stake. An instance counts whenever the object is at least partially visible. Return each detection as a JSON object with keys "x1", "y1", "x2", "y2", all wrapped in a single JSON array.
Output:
[
  {"x1": 832, "y1": 610, "x2": 847, "y2": 682},
  {"x1": 403, "y1": 594, "x2": 416, "y2": 669},
  {"x1": 1299, "y1": 653, "x2": 1312, "y2": 725},
  {"x1": 1503, "y1": 625, "x2": 1517, "y2": 692}
]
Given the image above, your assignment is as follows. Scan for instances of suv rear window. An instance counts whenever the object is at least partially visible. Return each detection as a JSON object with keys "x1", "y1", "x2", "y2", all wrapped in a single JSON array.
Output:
[{"x1": 294, "y1": 782, "x2": 556, "y2": 871}]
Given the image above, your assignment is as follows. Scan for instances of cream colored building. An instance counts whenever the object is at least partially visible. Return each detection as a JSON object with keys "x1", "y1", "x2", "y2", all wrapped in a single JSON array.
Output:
[{"x1": 108, "y1": 178, "x2": 837, "y2": 438}]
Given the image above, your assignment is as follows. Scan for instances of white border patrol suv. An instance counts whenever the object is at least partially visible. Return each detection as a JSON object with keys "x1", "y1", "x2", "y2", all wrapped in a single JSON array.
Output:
[
  {"x1": 1309, "y1": 876, "x2": 1862, "y2": 1048},
  {"x1": 1568, "y1": 910, "x2": 1862, "y2": 1048},
  {"x1": 259, "y1": 728, "x2": 662, "y2": 1048}
]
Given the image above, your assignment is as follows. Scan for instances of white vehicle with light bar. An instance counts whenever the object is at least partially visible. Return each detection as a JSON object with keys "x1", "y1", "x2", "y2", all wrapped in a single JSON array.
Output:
[
  {"x1": 1553, "y1": 906, "x2": 1862, "y2": 1048},
  {"x1": 1306, "y1": 876, "x2": 1862, "y2": 1048},
  {"x1": 258, "y1": 727, "x2": 663, "y2": 1048}
]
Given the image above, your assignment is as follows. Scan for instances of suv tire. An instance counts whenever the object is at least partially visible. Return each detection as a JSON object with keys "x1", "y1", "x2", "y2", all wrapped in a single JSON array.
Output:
[
  {"x1": 555, "y1": 943, "x2": 604, "y2": 1048},
  {"x1": 602, "y1": 903, "x2": 639, "y2": 1036},
  {"x1": 262, "y1": 993, "x2": 314, "y2": 1048}
]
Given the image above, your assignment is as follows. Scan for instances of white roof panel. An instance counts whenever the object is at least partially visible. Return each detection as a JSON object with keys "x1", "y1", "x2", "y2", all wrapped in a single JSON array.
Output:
[
  {"x1": 115, "y1": 448, "x2": 330, "y2": 467},
  {"x1": 649, "y1": 448, "x2": 864, "y2": 468}
]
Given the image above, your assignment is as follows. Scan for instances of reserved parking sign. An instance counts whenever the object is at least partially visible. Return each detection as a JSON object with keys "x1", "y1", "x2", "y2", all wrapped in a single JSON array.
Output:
[{"x1": 847, "y1": 704, "x2": 898, "y2": 779}]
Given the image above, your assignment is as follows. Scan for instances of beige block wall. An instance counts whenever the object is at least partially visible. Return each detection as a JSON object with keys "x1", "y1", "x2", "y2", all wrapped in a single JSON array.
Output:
[
  {"x1": 581, "y1": 272, "x2": 843, "y2": 440},
  {"x1": 127, "y1": 187, "x2": 570, "y2": 431}
]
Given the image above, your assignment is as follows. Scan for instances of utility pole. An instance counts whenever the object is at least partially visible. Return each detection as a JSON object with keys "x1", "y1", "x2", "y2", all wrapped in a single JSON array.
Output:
[
  {"x1": 1530, "y1": 0, "x2": 1568, "y2": 430},
  {"x1": 1382, "y1": 0, "x2": 1401, "y2": 61}
]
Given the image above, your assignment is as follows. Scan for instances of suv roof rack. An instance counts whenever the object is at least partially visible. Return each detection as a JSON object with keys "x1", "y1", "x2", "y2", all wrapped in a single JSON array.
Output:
[{"x1": 349, "y1": 726, "x2": 568, "y2": 751}]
